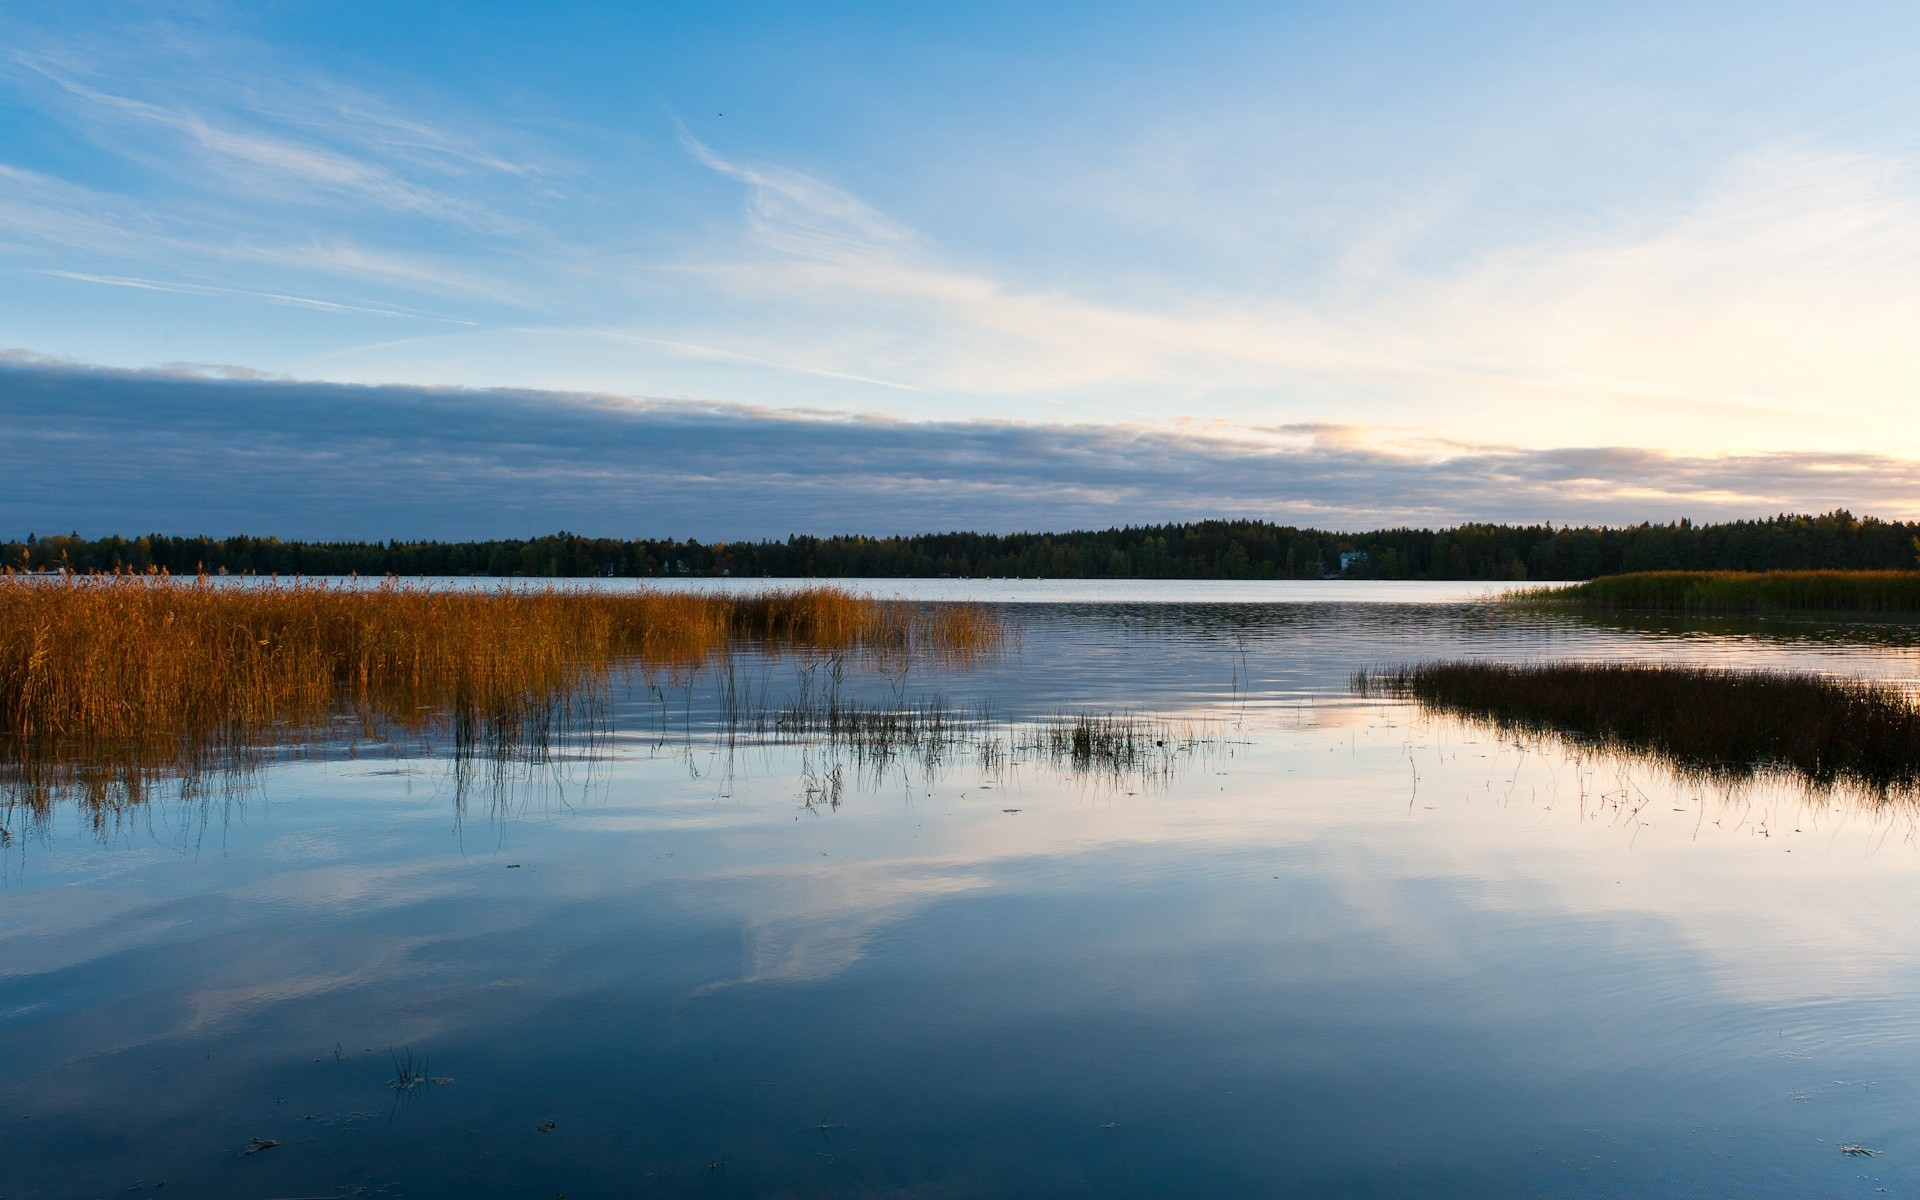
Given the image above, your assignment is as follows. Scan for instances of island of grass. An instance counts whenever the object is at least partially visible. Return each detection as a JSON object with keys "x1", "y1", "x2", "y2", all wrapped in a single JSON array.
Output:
[
  {"x1": 1516, "y1": 570, "x2": 1920, "y2": 616},
  {"x1": 1354, "y1": 660, "x2": 1920, "y2": 794}
]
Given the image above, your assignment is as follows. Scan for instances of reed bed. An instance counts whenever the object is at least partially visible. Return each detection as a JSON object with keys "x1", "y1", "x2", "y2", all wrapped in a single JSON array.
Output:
[
  {"x1": 1354, "y1": 660, "x2": 1920, "y2": 793},
  {"x1": 0, "y1": 575, "x2": 1002, "y2": 812},
  {"x1": 1515, "y1": 570, "x2": 1920, "y2": 616}
]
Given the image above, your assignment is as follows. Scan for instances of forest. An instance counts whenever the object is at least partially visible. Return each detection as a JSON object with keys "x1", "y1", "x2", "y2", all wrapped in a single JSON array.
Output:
[{"x1": 6, "y1": 511, "x2": 1915, "y2": 581}]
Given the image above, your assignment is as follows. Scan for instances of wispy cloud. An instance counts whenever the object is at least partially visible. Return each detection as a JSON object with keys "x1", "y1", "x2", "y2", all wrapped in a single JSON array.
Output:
[
  {"x1": 38, "y1": 270, "x2": 477, "y2": 322},
  {"x1": 547, "y1": 326, "x2": 932, "y2": 393},
  {"x1": 8, "y1": 46, "x2": 535, "y2": 227},
  {"x1": 682, "y1": 133, "x2": 914, "y2": 263},
  {"x1": 2, "y1": 358, "x2": 1911, "y2": 540},
  {"x1": 0, "y1": 20, "x2": 550, "y2": 317},
  {"x1": 675, "y1": 141, "x2": 1920, "y2": 453}
]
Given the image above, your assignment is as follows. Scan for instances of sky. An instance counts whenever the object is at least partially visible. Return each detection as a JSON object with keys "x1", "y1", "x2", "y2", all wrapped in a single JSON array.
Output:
[{"x1": 3, "y1": 1, "x2": 1918, "y2": 537}]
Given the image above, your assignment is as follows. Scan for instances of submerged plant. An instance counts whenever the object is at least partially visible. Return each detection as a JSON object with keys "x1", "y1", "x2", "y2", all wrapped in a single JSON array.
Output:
[{"x1": 388, "y1": 1047, "x2": 429, "y2": 1095}]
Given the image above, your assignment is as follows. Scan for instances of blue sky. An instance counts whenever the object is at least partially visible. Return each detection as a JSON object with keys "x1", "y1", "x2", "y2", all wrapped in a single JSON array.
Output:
[{"x1": 3, "y1": 2, "x2": 1918, "y2": 535}]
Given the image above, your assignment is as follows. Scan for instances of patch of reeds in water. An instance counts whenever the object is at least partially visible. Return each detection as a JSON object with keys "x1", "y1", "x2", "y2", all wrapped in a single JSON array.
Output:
[
  {"x1": 663, "y1": 651, "x2": 1213, "y2": 796},
  {"x1": 1353, "y1": 660, "x2": 1920, "y2": 794},
  {"x1": 1034, "y1": 712, "x2": 1185, "y2": 781},
  {"x1": 0, "y1": 576, "x2": 1002, "y2": 815},
  {"x1": 1515, "y1": 570, "x2": 1920, "y2": 616},
  {"x1": 779, "y1": 695, "x2": 1207, "y2": 796}
]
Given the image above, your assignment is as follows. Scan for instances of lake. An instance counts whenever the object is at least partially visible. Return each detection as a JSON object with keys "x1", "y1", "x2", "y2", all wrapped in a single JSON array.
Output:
[{"x1": 6, "y1": 583, "x2": 1920, "y2": 1197}]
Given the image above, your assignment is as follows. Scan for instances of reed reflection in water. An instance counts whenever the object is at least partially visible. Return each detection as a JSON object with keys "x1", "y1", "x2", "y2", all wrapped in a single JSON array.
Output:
[
  {"x1": 2, "y1": 641, "x2": 1232, "y2": 853},
  {"x1": 1354, "y1": 660, "x2": 1920, "y2": 802},
  {"x1": 0, "y1": 576, "x2": 1004, "y2": 826}
]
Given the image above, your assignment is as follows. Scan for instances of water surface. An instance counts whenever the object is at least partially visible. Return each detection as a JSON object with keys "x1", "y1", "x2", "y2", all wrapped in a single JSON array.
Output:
[{"x1": 6, "y1": 587, "x2": 1919, "y2": 1197}]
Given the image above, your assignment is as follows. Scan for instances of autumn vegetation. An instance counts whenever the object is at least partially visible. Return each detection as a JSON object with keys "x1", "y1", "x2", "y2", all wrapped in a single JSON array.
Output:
[{"x1": 0, "y1": 575, "x2": 1001, "y2": 811}]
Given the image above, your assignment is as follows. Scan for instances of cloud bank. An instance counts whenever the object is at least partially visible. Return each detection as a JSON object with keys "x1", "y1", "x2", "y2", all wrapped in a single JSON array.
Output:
[{"x1": 3, "y1": 358, "x2": 1914, "y2": 541}]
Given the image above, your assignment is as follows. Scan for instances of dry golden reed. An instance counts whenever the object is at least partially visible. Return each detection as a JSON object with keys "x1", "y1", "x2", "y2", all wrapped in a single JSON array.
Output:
[{"x1": 0, "y1": 575, "x2": 1002, "y2": 810}]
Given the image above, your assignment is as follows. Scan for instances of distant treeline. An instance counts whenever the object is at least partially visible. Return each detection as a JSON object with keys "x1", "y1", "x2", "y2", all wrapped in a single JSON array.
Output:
[{"x1": 6, "y1": 511, "x2": 1917, "y2": 581}]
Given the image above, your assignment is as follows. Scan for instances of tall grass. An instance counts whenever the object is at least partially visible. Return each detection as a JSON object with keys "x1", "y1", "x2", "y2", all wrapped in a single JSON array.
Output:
[
  {"x1": 0, "y1": 576, "x2": 1001, "y2": 811},
  {"x1": 1515, "y1": 570, "x2": 1920, "y2": 616},
  {"x1": 1354, "y1": 660, "x2": 1920, "y2": 793}
]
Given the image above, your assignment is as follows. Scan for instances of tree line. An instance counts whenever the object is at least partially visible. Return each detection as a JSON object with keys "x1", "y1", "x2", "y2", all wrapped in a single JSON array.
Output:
[{"x1": 6, "y1": 511, "x2": 1916, "y2": 581}]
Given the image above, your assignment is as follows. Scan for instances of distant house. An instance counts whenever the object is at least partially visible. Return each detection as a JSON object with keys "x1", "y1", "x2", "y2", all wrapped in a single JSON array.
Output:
[{"x1": 1339, "y1": 550, "x2": 1369, "y2": 573}]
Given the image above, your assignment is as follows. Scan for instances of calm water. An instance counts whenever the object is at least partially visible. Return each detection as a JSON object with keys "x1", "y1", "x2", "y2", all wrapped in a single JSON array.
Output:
[
  {"x1": 7, "y1": 588, "x2": 1920, "y2": 1198},
  {"x1": 209, "y1": 575, "x2": 1538, "y2": 603}
]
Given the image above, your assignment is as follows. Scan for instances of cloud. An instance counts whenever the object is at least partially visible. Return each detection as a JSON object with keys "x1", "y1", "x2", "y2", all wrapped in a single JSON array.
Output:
[
  {"x1": 8, "y1": 45, "x2": 535, "y2": 225},
  {"x1": 5, "y1": 14, "x2": 1919, "y2": 461},
  {"x1": 0, "y1": 22, "x2": 547, "y2": 311},
  {"x1": 547, "y1": 326, "x2": 931, "y2": 393},
  {"x1": 682, "y1": 134, "x2": 914, "y2": 263},
  {"x1": 3, "y1": 357, "x2": 1914, "y2": 541},
  {"x1": 39, "y1": 270, "x2": 476, "y2": 322},
  {"x1": 674, "y1": 142, "x2": 1920, "y2": 451}
]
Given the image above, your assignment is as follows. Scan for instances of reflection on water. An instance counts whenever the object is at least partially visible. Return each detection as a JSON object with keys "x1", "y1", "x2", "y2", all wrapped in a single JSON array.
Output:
[
  {"x1": 5, "y1": 596, "x2": 1920, "y2": 1198},
  {"x1": 1358, "y1": 659, "x2": 1920, "y2": 804}
]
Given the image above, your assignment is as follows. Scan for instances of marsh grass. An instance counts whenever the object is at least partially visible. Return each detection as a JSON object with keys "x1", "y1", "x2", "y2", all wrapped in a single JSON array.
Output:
[
  {"x1": 1034, "y1": 712, "x2": 1187, "y2": 783},
  {"x1": 1354, "y1": 660, "x2": 1920, "y2": 794},
  {"x1": 773, "y1": 693, "x2": 1208, "y2": 797},
  {"x1": 1515, "y1": 570, "x2": 1920, "y2": 616},
  {"x1": 654, "y1": 652, "x2": 1215, "y2": 800},
  {"x1": 0, "y1": 575, "x2": 1002, "y2": 815},
  {"x1": 782, "y1": 695, "x2": 983, "y2": 777}
]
